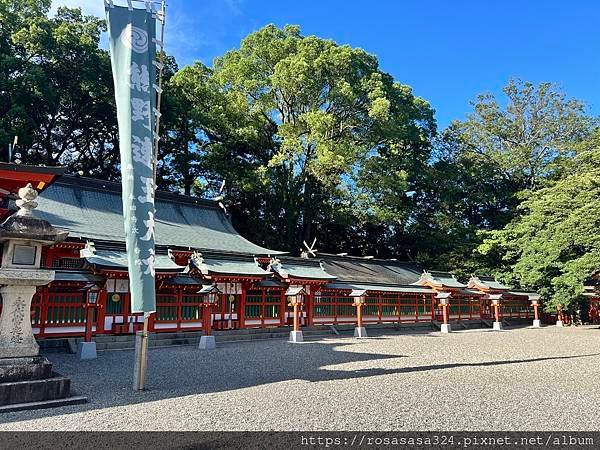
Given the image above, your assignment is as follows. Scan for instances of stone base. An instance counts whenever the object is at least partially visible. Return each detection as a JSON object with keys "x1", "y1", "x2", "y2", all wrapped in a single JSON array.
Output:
[
  {"x1": 532, "y1": 319, "x2": 541, "y2": 328},
  {"x1": 354, "y1": 326, "x2": 367, "y2": 338},
  {"x1": 0, "y1": 395, "x2": 87, "y2": 413},
  {"x1": 0, "y1": 356, "x2": 52, "y2": 383},
  {"x1": 77, "y1": 341, "x2": 97, "y2": 360},
  {"x1": 0, "y1": 356, "x2": 86, "y2": 408},
  {"x1": 198, "y1": 335, "x2": 216, "y2": 350},
  {"x1": 289, "y1": 330, "x2": 303, "y2": 343},
  {"x1": 556, "y1": 320, "x2": 564, "y2": 327},
  {"x1": 440, "y1": 323, "x2": 451, "y2": 334},
  {"x1": 493, "y1": 321, "x2": 503, "y2": 331}
]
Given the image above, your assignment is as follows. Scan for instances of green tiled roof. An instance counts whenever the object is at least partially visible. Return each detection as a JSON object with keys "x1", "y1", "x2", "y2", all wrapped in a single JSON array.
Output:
[
  {"x1": 192, "y1": 254, "x2": 270, "y2": 276},
  {"x1": 468, "y1": 276, "x2": 511, "y2": 291},
  {"x1": 163, "y1": 275, "x2": 207, "y2": 286},
  {"x1": 35, "y1": 176, "x2": 283, "y2": 256},
  {"x1": 85, "y1": 250, "x2": 185, "y2": 272},
  {"x1": 53, "y1": 270, "x2": 103, "y2": 283},
  {"x1": 322, "y1": 282, "x2": 436, "y2": 294},
  {"x1": 320, "y1": 255, "x2": 422, "y2": 285},
  {"x1": 270, "y1": 257, "x2": 337, "y2": 280},
  {"x1": 506, "y1": 290, "x2": 540, "y2": 300}
]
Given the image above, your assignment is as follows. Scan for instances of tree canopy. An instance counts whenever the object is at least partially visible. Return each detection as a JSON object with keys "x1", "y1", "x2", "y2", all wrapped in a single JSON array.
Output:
[
  {"x1": 478, "y1": 132, "x2": 600, "y2": 311},
  {"x1": 1, "y1": 3, "x2": 598, "y2": 309}
]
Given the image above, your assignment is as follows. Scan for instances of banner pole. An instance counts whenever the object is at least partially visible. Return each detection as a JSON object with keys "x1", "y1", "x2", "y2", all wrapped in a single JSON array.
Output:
[
  {"x1": 152, "y1": 0, "x2": 166, "y2": 191},
  {"x1": 133, "y1": 0, "x2": 166, "y2": 392}
]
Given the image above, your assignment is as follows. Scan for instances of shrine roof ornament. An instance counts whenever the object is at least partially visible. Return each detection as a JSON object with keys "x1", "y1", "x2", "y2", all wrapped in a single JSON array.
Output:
[
  {"x1": 191, "y1": 252, "x2": 269, "y2": 277},
  {"x1": 269, "y1": 257, "x2": 336, "y2": 280},
  {"x1": 413, "y1": 270, "x2": 466, "y2": 289},
  {"x1": 467, "y1": 275, "x2": 511, "y2": 291}
]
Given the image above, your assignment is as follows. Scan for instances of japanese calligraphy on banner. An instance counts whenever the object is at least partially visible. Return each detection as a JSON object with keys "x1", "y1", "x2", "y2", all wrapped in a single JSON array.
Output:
[{"x1": 106, "y1": 4, "x2": 158, "y2": 313}]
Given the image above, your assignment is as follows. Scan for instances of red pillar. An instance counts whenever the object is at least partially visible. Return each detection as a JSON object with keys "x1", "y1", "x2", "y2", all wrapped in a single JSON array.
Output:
[
  {"x1": 293, "y1": 303, "x2": 300, "y2": 332},
  {"x1": 240, "y1": 283, "x2": 246, "y2": 329},
  {"x1": 307, "y1": 289, "x2": 314, "y2": 326},
  {"x1": 356, "y1": 303, "x2": 363, "y2": 329},
  {"x1": 279, "y1": 290, "x2": 285, "y2": 326},
  {"x1": 442, "y1": 303, "x2": 448, "y2": 325},
  {"x1": 84, "y1": 305, "x2": 94, "y2": 342},
  {"x1": 203, "y1": 304, "x2": 212, "y2": 336}
]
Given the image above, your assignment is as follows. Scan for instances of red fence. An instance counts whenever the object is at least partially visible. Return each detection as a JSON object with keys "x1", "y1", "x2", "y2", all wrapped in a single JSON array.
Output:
[{"x1": 313, "y1": 292, "x2": 436, "y2": 325}]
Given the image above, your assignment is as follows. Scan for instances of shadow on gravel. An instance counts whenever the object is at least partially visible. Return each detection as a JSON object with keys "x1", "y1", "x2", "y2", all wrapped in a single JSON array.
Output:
[{"x1": 1, "y1": 340, "x2": 598, "y2": 424}]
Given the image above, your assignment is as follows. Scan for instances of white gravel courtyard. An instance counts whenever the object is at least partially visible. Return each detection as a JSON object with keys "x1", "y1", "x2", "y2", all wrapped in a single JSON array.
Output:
[{"x1": 0, "y1": 326, "x2": 599, "y2": 431}]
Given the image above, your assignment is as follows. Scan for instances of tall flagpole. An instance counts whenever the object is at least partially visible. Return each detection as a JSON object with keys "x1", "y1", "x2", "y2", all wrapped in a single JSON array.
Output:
[
  {"x1": 137, "y1": 0, "x2": 167, "y2": 391},
  {"x1": 105, "y1": 0, "x2": 165, "y2": 392}
]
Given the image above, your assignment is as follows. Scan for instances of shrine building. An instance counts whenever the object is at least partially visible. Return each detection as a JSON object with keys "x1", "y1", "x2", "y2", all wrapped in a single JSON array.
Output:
[{"x1": 1, "y1": 162, "x2": 592, "y2": 340}]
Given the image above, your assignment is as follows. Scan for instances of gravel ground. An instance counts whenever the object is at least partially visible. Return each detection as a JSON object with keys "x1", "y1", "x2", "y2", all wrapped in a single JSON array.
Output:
[{"x1": 0, "y1": 325, "x2": 599, "y2": 431}]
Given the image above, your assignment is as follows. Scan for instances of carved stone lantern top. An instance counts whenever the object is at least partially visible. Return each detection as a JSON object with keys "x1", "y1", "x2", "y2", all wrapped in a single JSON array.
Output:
[{"x1": 0, "y1": 183, "x2": 68, "y2": 245}]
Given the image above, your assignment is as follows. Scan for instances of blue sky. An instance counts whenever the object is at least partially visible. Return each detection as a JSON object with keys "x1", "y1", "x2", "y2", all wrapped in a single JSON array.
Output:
[{"x1": 55, "y1": 0, "x2": 600, "y2": 129}]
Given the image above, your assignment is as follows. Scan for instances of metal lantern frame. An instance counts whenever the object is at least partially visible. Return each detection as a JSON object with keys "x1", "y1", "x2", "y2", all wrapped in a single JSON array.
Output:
[
  {"x1": 198, "y1": 284, "x2": 222, "y2": 306},
  {"x1": 349, "y1": 289, "x2": 367, "y2": 307},
  {"x1": 285, "y1": 286, "x2": 306, "y2": 307},
  {"x1": 80, "y1": 283, "x2": 101, "y2": 306}
]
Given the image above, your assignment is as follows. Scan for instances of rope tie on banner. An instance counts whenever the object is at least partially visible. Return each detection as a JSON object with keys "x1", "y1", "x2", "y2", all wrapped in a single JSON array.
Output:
[
  {"x1": 127, "y1": 0, "x2": 133, "y2": 11},
  {"x1": 153, "y1": 107, "x2": 162, "y2": 118},
  {"x1": 145, "y1": 1, "x2": 153, "y2": 13},
  {"x1": 152, "y1": 60, "x2": 164, "y2": 70},
  {"x1": 153, "y1": 83, "x2": 162, "y2": 94},
  {"x1": 104, "y1": 0, "x2": 114, "y2": 8},
  {"x1": 152, "y1": 38, "x2": 164, "y2": 49}
]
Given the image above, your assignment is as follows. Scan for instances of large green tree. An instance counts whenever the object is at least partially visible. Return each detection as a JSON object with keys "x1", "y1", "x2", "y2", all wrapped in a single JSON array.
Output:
[
  {"x1": 456, "y1": 79, "x2": 593, "y2": 191},
  {"x1": 0, "y1": 0, "x2": 119, "y2": 177},
  {"x1": 418, "y1": 80, "x2": 595, "y2": 274},
  {"x1": 477, "y1": 131, "x2": 600, "y2": 311},
  {"x1": 178, "y1": 24, "x2": 436, "y2": 252}
]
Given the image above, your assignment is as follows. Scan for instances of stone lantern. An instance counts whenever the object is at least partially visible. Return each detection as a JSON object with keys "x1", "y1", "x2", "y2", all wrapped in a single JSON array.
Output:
[
  {"x1": 488, "y1": 294, "x2": 503, "y2": 331},
  {"x1": 198, "y1": 284, "x2": 221, "y2": 350},
  {"x1": 436, "y1": 292, "x2": 452, "y2": 333},
  {"x1": 350, "y1": 289, "x2": 367, "y2": 338},
  {"x1": 286, "y1": 286, "x2": 306, "y2": 343},
  {"x1": 556, "y1": 303, "x2": 564, "y2": 327},
  {"x1": 531, "y1": 297, "x2": 541, "y2": 328},
  {"x1": 0, "y1": 183, "x2": 85, "y2": 410}
]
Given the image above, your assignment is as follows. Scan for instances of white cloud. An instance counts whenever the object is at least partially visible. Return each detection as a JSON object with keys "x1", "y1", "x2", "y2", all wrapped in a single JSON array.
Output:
[{"x1": 50, "y1": 0, "x2": 106, "y2": 18}]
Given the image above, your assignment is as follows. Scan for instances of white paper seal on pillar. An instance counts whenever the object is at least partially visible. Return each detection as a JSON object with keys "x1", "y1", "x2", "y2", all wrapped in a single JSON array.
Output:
[
  {"x1": 286, "y1": 286, "x2": 306, "y2": 343},
  {"x1": 0, "y1": 184, "x2": 68, "y2": 358}
]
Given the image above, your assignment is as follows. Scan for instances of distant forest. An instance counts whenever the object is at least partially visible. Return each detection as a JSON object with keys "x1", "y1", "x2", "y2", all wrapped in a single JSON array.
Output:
[{"x1": 1, "y1": 1, "x2": 599, "y2": 311}]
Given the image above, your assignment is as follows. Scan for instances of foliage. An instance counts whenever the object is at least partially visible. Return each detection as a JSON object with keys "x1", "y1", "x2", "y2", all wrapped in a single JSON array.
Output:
[
  {"x1": 0, "y1": 0, "x2": 119, "y2": 177},
  {"x1": 174, "y1": 24, "x2": 435, "y2": 252},
  {"x1": 455, "y1": 79, "x2": 593, "y2": 190},
  {"x1": 477, "y1": 131, "x2": 600, "y2": 310},
  {"x1": 1, "y1": 4, "x2": 598, "y2": 305}
]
